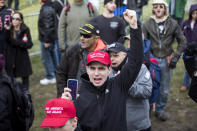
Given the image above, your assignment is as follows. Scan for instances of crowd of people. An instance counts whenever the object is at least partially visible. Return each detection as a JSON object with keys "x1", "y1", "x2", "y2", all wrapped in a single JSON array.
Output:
[{"x1": 0, "y1": 0, "x2": 196, "y2": 130}]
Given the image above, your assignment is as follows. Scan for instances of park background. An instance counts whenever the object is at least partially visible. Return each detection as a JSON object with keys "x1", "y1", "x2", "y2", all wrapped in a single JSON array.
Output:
[{"x1": 9, "y1": 0, "x2": 197, "y2": 130}]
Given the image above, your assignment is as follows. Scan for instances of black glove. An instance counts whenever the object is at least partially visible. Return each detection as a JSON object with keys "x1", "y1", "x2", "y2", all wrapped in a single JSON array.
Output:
[{"x1": 169, "y1": 55, "x2": 179, "y2": 69}]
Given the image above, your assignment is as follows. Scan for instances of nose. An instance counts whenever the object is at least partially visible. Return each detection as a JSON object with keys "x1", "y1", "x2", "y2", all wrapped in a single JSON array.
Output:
[
  {"x1": 94, "y1": 69, "x2": 99, "y2": 76},
  {"x1": 80, "y1": 35, "x2": 84, "y2": 41}
]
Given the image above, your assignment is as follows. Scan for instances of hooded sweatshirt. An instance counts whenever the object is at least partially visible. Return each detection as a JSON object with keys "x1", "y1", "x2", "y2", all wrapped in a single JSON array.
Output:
[{"x1": 182, "y1": 4, "x2": 197, "y2": 43}]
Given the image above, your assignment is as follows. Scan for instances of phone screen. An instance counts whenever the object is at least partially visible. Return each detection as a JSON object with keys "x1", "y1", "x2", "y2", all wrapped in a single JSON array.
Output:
[{"x1": 67, "y1": 79, "x2": 78, "y2": 100}]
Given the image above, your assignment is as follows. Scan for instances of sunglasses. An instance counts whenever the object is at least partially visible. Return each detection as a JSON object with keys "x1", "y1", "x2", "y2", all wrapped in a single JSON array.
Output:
[
  {"x1": 153, "y1": 4, "x2": 164, "y2": 9},
  {"x1": 80, "y1": 33, "x2": 92, "y2": 38},
  {"x1": 12, "y1": 17, "x2": 21, "y2": 21}
]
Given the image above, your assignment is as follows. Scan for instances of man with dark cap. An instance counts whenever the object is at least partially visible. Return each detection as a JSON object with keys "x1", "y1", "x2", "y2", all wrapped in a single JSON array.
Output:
[
  {"x1": 107, "y1": 42, "x2": 152, "y2": 131},
  {"x1": 56, "y1": 22, "x2": 106, "y2": 97},
  {"x1": 91, "y1": 0, "x2": 126, "y2": 45}
]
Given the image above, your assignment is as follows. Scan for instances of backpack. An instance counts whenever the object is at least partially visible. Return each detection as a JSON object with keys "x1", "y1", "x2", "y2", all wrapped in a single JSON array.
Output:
[
  {"x1": 64, "y1": 1, "x2": 95, "y2": 17},
  {"x1": 0, "y1": 75, "x2": 34, "y2": 131},
  {"x1": 143, "y1": 39, "x2": 161, "y2": 104}
]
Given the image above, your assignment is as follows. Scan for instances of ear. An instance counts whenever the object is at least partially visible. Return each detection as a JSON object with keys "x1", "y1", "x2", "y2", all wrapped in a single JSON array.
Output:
[
  {"x1": 95, "y1": 36, "x2": 100, "y2": 39},
  {"x1": 108, "y1": 66, "x2": 112, "y2": 74},
  {"x1": 72, "y1": 117, "x2": 78, "y2": 128},
  {"x1": 86, "y1": 66, "x2": 90, "y2": 74}
]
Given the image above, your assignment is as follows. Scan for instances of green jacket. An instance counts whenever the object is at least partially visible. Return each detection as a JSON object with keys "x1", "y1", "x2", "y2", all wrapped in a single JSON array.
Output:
[
  {"x1": 58, "y1": 1, "x2": 99, "y2": 49},
  {"x1": 167, "y1": 0, "x2": 187, "y2": 18}
]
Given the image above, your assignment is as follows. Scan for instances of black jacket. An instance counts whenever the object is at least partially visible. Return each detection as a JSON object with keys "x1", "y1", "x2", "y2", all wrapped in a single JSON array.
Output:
[
  {"x1": 0, "y1": 74, "x2": 14, "y2": 131},
  {"x1": 56, "y1": 43, "x2": 81, "y2": 97},
  {"x1": 184, "y1": 53, "x2": 197, "y2": 103},
  {"x1": 75, "y1": 26, "x2": 143, "y2": 131},
  {"x1": 38, "y1": 1, "x2": 58, "y2": 43},
  {"x1": 5, "y1": 24, "x2": 33, "y2": 77},
  {"x1": 0, "y1": 6, "x2": 12, "y2": 54},
  {"x1": 52, "y1": 0, "x2": 64, "y2": 17}
]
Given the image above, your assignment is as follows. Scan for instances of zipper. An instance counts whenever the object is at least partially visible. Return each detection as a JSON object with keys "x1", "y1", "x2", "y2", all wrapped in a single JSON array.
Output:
[{"x1": 155, "y1": 22, "x2": 162, "y2": 57}]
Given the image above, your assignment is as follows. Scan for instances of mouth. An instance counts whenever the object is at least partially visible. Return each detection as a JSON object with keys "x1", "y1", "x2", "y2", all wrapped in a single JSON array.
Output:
[
  {"x1": 156, "y1": 10, "x2": 161, "y2": 14},
  {"x1": 81, "y1": 42, "x2": 85, "y2": 47},
  {"x1": 93, "y1": 78, "x2": 102, "y2": 84},
  {"x1": 111, "y1": 63, "x2": 117, "y2": 67}
]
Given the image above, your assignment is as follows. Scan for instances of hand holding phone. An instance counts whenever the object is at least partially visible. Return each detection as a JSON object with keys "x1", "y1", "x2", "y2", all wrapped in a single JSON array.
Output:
[
  {"x1": 4, "y1": 15, "x2": 11, "y2": 30},
  {"x1": 67, "y1": 79, "x2": 78, "y2": 100}
]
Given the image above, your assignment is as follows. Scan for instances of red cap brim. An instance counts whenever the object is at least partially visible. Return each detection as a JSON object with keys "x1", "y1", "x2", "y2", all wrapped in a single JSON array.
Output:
[{"x1": 40, "y1": 117, "x2": 70, "y2": 127}]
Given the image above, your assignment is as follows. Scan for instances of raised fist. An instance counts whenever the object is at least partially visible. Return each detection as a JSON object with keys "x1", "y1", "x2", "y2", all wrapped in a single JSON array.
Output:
[{"x1": 123, "y1": 9, "x2": 137, "y2": 29}]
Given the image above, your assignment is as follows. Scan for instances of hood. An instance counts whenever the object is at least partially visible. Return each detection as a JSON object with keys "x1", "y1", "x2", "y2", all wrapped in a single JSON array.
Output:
[
  {"x1": 151, "y1": 0, "x2": 169, "y2": 23},
  {"x1": 189, "y1": 4, "x2": 197, "y2": 20}
]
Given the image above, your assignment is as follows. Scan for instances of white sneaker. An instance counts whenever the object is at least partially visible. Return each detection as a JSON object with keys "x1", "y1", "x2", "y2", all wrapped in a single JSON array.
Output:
[{"x1": 40, "y1": 78, "x2": 56, "y2": 85}]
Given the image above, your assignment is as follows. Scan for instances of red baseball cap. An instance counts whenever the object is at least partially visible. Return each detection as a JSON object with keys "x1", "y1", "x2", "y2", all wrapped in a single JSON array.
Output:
[
  {"x1": 40, "y1": 98, "x2": 76, "y2": 127},
  {"x1": 87, "y1": 50, "x2": 111, "y2": 66}
]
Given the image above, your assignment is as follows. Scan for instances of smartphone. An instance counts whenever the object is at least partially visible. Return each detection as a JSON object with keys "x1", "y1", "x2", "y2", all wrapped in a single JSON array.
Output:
[
  {"x1": 4, "y1": 15, "x2": 11, "y2": 26},
  {"x1": 67, "y1": 79, "x2": 78, "y2": 100}
]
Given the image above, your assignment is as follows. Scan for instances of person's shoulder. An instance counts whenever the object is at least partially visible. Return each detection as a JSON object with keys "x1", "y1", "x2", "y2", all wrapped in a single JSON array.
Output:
[
  {"x1": 167, "y1": 17, "x2": 178, "y2": 25},
  {"x1": 93, "y1": 15, "x2": 103, "y2": 19},
  {"x1": 113, "y1": 15, "x2": 123, "y2": 20},
  {"x1": 0, "y1": 74, "x2": 11, "y2": 89},
  {"x1": 143, "y1": 18, "x2": 153, "y2": 25},
  {"x1": 21, "y1": 24, "x2": 30, "y2": 32},
  {"x1": 182, "y1": 19, "x2": 190, "y2": 27},
  {"x1": 67, "y1": 43, "x2": 81, "y2": 55}
]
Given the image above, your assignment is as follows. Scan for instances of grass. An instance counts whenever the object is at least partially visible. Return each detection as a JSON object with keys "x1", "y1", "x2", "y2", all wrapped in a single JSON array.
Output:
[{"x1": 14, "y1": 0, "x2": 197, "y2": 131}]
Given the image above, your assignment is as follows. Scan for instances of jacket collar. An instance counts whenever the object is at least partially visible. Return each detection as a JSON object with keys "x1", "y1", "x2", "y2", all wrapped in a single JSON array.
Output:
[
  {"x1": 93, "y1": 39, "x2": 106, "y2": 51},
  {"x1": 151, "y1": 15, "x2": 169, "y2": 23}
]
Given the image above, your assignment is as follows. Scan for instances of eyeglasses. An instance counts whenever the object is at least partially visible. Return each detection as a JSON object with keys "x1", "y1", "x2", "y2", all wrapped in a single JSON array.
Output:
[
  {"x1": 12, "y1": 17, "x2": 21, "y2": 21},
  {"x1": 80, "y1": 33, "x2": 92, "y2": 38},
  {"x1": 153, "y1": 4, "x2": 164, "y2": 9}
]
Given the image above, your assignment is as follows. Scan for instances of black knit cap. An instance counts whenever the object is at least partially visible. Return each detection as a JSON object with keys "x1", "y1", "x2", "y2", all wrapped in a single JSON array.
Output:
[{"x1": 104, "y1": 0, "x2": 113, "y2": 5}]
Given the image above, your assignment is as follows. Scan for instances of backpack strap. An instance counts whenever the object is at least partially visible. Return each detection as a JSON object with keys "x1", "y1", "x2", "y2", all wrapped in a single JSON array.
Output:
[
  {"x1": 87, "y1": 2, "x2": 94, "y2": 17},
  {"x1": 56, "y1": 0, "x2": 64, "y2": 7},
  {"x1": 65, "y1": 1, "x2": 94, "y2": 17},
  {"x1": 64, "y1": 1, "x2": 71, "y2": 16}
]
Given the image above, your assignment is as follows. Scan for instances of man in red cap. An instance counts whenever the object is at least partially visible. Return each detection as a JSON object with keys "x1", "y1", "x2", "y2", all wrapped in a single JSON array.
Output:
[
  {"x1": 62, "y1": 9, "x2": 143, "y2": 131},
  {"x1": 40, "y1": 98, "x2": 79, "y2": 131}
]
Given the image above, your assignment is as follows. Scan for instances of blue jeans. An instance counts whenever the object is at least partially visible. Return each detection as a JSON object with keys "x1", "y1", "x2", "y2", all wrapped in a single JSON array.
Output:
[
  {"x1": 183, "y1": 71, "x2": 190, "y2": 88},
  {"x1": 155, "y1": 58, "x2": 172, "y2": 114},
  {"x1": 56, "y1": 40, "x2": 62, "y2": 61},
  {"x1": 40, "y1": 41, "x2": 59, "y2": 79}
]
